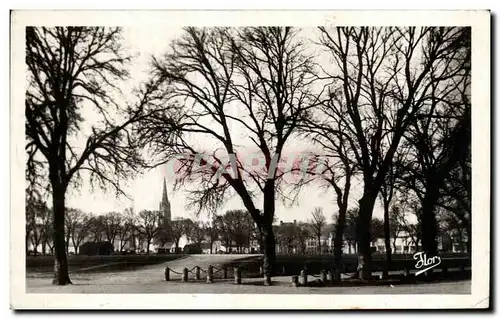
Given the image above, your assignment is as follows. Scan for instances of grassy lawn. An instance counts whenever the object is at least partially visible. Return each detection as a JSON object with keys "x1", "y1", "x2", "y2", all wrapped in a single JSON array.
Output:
[{"x1": 26, "y1": 254, "x2": 187, "y2": 274}]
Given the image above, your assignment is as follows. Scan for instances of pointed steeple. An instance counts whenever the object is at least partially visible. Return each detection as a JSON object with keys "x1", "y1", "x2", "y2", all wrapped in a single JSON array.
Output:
[
  {"x1": 162, "y1": 177, "x2": 168, "y2": 203},
  {"x1": 159, "y1": 177, "x2": 171, "y2": 222}
]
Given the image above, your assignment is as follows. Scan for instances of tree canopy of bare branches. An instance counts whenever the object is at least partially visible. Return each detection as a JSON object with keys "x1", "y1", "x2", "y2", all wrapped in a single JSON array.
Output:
[
  {"x1": 25, "y1": 26, "x2": 167, "y2": 284},
  {"x1": 317, "y1": 26, "x2": 470, "y2": 279},
  {"x1": 139, "y1": 27, "x2": 320, "y2": 281}
]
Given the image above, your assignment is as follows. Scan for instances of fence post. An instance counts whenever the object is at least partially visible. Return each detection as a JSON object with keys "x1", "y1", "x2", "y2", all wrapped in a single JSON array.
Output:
[
  {"x1": 299, "y1": 269, "x2": 308, "y2": 286},
  {"x1": 442, "y1": 265, "x2": 448, "y2": 274},
  {"x1": 182, "y1": 267, "x2": 188, "y2": 282},
  {"x1": 264, "y1": 272, "x2": 271, "y2": 286},
  {"x1": 164, "y1": 267, "x2": 170, "y2": 281},
  {"x1": 326, "y1": 270, "x2": 333, "y2": 285},
  {"x1": 234, "y1": 266, "x2": 241, "y2": 284},
  {"x1": 334, "y1": 268, "x2": 341, "y2": 283},
  {"x1": 320, "y1": 270, "x2": 326, "y2": 284},
  {"x1": 195, "y1": 266, "x2": 201, "y2": 280},
  {"x1": 223, "y1": 266, "x2": 227, "y2": 279},
  {"x1": 403, "y1": 268, "x2": 410, "y2": 277},
  {"x1": 207, "y1": 265, "x2": 214, "y2": 283}
]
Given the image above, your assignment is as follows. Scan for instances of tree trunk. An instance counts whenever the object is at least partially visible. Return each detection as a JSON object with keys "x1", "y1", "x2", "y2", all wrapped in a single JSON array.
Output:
[
  {"x1": 333, "y1": 208, "x2": 347, "y2": 283},
  {"x1": 421, "y1": 188, "x2": 438, "y2": 256},
  {"x1": 51, "y1": 184, "x2": 72, "y2": 285},
  {"x1": 383, "y1": 201, "x2": 392, "y2": 276},
  {"x1": 317, "y1": 235, "x2": 321, "y2": 254},
  {"x1": 259, "y1": 223, "x2": 276, "y2": 284},
  {"x1": 357, "y1": 192, "x2": 377, "y2": 280}
]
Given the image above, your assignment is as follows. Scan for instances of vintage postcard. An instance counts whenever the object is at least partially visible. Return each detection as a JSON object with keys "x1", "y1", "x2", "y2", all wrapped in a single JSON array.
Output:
[{"x1": 11, "y1": 9, "x2": 490, "y2": 309}]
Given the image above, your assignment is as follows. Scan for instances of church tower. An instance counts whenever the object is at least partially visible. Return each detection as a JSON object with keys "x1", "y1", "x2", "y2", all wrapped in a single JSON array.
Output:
[{"x1": 159, "y1": 178, "x2": 171, "y2": 223}]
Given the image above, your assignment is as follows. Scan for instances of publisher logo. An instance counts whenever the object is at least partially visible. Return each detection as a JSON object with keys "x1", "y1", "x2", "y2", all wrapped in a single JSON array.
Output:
[{"x1": 414, "y1": 252, "x2": 442, "y2": 276}]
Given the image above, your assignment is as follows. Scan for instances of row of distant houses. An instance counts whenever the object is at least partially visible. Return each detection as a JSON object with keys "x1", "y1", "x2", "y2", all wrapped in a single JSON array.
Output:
[{"x1": 275, "y1": 221, "x2": 467, "y2": 255}]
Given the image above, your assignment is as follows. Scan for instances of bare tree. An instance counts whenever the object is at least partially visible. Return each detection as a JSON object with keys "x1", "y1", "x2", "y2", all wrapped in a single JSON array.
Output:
[
  {"x1": 295, "y1": 222, "x2": 311, "y2": 255},
  {"x1": 299, "y1": 95, "x2": 357, "y2": 280},
  {"x1": 26, "y1": 196, "x2": 47, "y2": 255},
  {"x1": 88, "y1": 215, "x2": 105, "y2": 243},
  {"x1": 379, "y1": 164, "x2": 396, "y2": 276},
  {"x1": 139, "y1": 27, "x2": 319, "y2": 282},
  {"x1": 117, "y1": 208, "x2": 135, "y2": 252},
  {"x1": 389, "y1": 204, "x2": 404, "y2": 253},
  {"x1": 25, "y1": 27, "x2": 165, "y2": 284},
  {"x1": 136, "y1": 210, "x2": 163, "y2": 254},
  {"x1": 308, "y1": 207, "x2": 326, "y2": 254},
  {"x1": 204, "y1": 220, "x2": 220, "y2": 254},
  {"x1": 276, "y1": 222, "x2": 299, "y2": 254},
  {"x1": 189, "y1": 222, "x2": 206, "y2": 247},
  {"x1": 167, "y1": 218, "x2": 192, "y2": 252},
  {"x1": 400, "y1": 27, "x2": 471, "y2": 256},
  {"x1": 65, "y1": 208, "x2": 91, "y2": 254},
  {"x1": 318, "y1": 26, "x2": 469, "y2": 279},
  {"x1": 101, "y1": 212, "x2": 123, "y2": 248}
]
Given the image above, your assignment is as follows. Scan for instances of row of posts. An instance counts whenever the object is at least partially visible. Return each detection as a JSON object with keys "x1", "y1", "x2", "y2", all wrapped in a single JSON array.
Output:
[
  {"x1": 164, "y1": 265, "x2": 240, "y2": 284},
  {"x1": 165, "y1": 264, "x2": 467, "y2": 286}
]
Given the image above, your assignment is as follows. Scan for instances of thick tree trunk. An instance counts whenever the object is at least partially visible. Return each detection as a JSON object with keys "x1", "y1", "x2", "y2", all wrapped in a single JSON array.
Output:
[
  {"x1": 357, "y1": 192, "x2": 377, "y2": 280},
  {"x1": 383, "y1": 201, "x2": 392, "y2": 277},
  {"x1": 259, "y1": 223, "x2": 276, "y2": 285},
  {"x1": 421, "y1": 188, "x2": 438, "y2": 256},
  {"x1": 333, "y1": 209, "x2": 347, "y2": 283},
  {"x1": 51, "y1": 185, "x2": 72, "y2": 285},
  {"x1": 318, "y1": 235, "x2": 321, "y2": 255}
]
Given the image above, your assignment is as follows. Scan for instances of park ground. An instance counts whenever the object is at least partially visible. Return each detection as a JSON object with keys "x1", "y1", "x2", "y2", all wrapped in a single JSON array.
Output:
[{"x1": 26, "y1": 254, "x2": 471, "y2": 294}]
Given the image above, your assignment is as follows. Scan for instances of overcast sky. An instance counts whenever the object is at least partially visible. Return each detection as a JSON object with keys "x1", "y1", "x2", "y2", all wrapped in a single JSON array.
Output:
[{"x1": 64, "y1": 26, "x2": 387, "y2": 224}]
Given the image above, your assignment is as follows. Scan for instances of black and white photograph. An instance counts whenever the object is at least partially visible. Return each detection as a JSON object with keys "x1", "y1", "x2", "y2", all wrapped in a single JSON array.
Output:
[{"x1": 10, "y1": 9, "x2": 490, "y2": 309}]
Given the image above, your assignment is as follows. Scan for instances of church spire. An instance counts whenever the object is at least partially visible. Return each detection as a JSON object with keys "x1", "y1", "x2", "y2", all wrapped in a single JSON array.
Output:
[
  {"x1": 159, "y1": 177, "x2": 171, "y2": 222},
  {"x1": 162, "y1": 177, "x2": 168, "y2": 203}
]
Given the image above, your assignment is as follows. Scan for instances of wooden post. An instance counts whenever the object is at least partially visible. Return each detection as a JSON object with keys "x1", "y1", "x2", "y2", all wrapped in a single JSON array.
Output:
[
  {"x1": 164, "y1": 267, "x2": 170, "y2": 281},
  {"x1": 334, "y1": 268, "x2": 342, "y2": 284},
  {"x1": 320, "y1": 270, "x2": 326, "y2": 284},
  {"x1": 207, "y1": 265, "x2": 213, "y2": 283},
  {"x1": 326, "y1": 270, "x2": 333, "y2": 285},
  {"x1": 403, "y1": 268, "x2": 410, "y2": 277},
  {"x1": 264, "y1": 273, "x2": 271, "y2": 286},
  {"x1": 182, "y1": 267, "x2": 188, "y2": 282},
  {"x1": 299, "y1": 269, "x2": 308, "y2": 286},
  {"x1": 195, "y1": 266, "x2": 201, "y2": 280},
  {"x1": 223, "y1": 266, "x2": 227, "y2": 279},
  {"x1": 234, "y1": 266, "x2": 241, "y2": 284},
  {"x1": 282, "y1": 265, "x2": 286, "y2": 275},
  {"x1": 291, "y1": 275, "x2": 299, "y2": 287}
]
